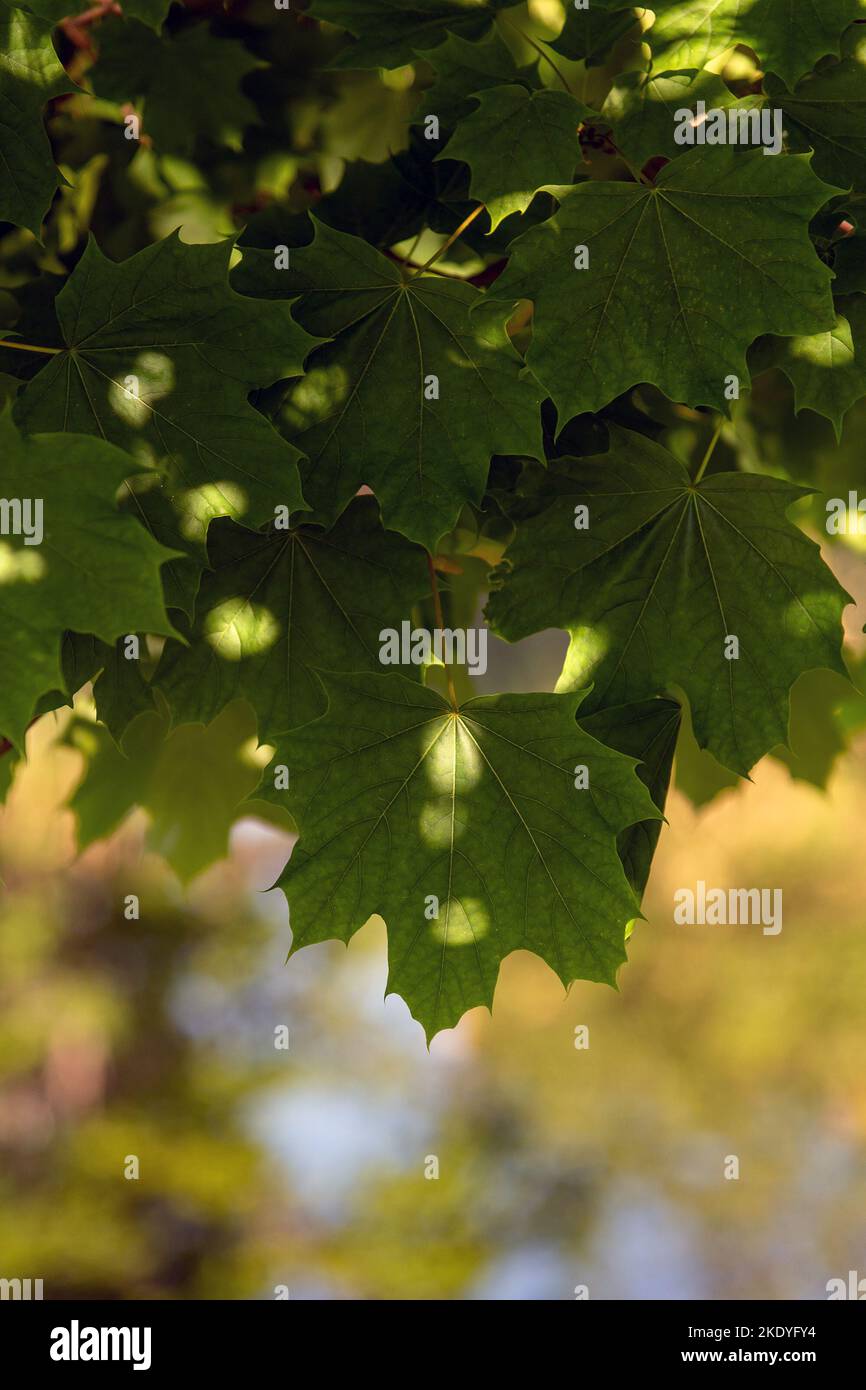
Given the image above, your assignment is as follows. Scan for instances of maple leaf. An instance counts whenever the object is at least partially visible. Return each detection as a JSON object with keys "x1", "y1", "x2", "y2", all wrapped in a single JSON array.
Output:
[
  {"x1": 234, "y1": 217, "x2": 544, "y2": 551},
  {"x1": 601, "y1": 68, "x2": 763, "y2": 168},
  {"x1": 416, "y1": 28, "x2": 540, "y2": 128},
  {"x1": 65, "y1": 700, "x2": 264, "y2": 883},
  {"x1": 486, "y1": 425, "x2": 853, "y2": 777},
  {"x1": 753, "y1": 293, "x2": 866, "y2": 439},
  {"x1": 485, "y1": 146, "x2": 838, "y2": 418},
  {"x1": 580, "y1": 697, "x2": 681, "y2": 899},
  {"x1": 648, "y1": 0, "x2": 866, "y2": 88},
  {"x1": 768, "y1": 36, "x2": 866, "y2": 192},
  {"x1": 92, "y1": 19, "x2": 261, "y2": 156},
  {"x1": 0, "y1": 412, "x2": 176, "y2": 746},
  {"x1": 153, "y1": 496, "x2": 429, "y2": 742},
  {"x1": 310, "y1": 0, "x2": 520, "y2": 70},
  {"x1": 0, "y1": 1, "x2": 74, "y2": 237},
  {"x1": 260, "y1": 670, "x2": 660, "y2": 1039},
  {"x1": 14, "y1": 233, "x2": 318, "y2": 557},
  {"x1": 63, "y1": 634, "x2": 156, "y2": 740},
  {"x1": 30, "y1": 631, "x2": 156, "y2": 743},
  {"x1": 551, "y1": 1, "x2": 639, "y2": 65},
  {"x1": 440, "y1": 85, "x2": 589, "y2": 229}
]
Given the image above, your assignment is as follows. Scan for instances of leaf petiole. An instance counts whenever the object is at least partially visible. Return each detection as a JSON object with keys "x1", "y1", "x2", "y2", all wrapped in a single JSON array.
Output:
[
  {"x1": 693, "y1": 416, "x2": 725, "y2": 484},
  {"x1": 408, "y1": 204, "x2": 485, "y2": 278},
  {"x1": 427, "y1": 552, "x2": 458, "y2": 709},
  {"x1": 0, "y1": 339, "x2": 61, "y2": 355}
]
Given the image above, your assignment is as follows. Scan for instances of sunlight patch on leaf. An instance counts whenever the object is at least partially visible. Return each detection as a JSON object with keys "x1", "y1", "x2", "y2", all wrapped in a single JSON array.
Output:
[
  {"x1": 430, "y1": 897, "x2": 490, "y2": 947},
  {"x1": 0, "y1": 543, "x2": 46, "y2": 583},
  {"x1": 203, "y1": 599, "x2": 281, "y2": 662}
]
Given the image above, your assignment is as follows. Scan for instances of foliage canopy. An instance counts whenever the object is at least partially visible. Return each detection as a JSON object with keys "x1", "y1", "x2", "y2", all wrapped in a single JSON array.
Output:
[{"x1": 1, "y1": 0, "x2": 864, "y2": 1036}]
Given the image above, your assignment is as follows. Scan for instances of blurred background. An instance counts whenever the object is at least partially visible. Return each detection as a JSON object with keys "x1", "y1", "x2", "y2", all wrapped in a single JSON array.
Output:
[{"x1": 1, "y1": 589, "x2": 865, "y2": 1301}]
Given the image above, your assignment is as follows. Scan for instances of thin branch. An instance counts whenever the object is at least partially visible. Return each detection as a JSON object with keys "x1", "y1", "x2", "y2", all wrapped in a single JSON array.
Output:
[{"x1": 60, "y1": 0, "x2": 122, "y2": 56}]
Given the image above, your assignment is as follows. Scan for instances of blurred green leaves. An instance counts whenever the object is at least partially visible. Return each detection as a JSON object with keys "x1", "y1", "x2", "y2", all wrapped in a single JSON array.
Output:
[
  {"x1": 0, "y1": 2, "x2": 74, "y2": 236},
  {"x1": 310, "y1": 0, "x2": 520, "y2": 70},
  {"x1": 66, "y1": 699, "x2": 265, "y2": 882},
  {"x1": 0, "y1": 412, "x2": 175, "y2": 747},
  {"x1": 91, "y1": 20, "x2": 261, "y2": 158}
]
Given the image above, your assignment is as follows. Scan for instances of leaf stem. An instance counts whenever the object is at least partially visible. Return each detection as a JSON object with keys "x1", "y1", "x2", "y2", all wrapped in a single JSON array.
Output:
[
  {"x1": 0, "y1": 339, "x2": 61, "y2": 356},
  {"x1": 693, "y1": 416, "x2": 725, "y2": 484},
  {"x1": 427, "y1": 552, "x2": 458, "y2": 709},
  {"x1": 409, "y1": 204, "x2": 485, "y2": 278}
]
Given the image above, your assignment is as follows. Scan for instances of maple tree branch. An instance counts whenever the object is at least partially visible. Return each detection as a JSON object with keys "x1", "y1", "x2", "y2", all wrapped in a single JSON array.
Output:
[{"x1": 60, "y1": 0, "x2": 122, "y2": 54}]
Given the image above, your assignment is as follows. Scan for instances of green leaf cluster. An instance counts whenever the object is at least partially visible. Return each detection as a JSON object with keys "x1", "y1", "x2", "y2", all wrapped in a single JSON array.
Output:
[{"x1": 0, "y1": 0, "x2": 862, "y2": 1036}]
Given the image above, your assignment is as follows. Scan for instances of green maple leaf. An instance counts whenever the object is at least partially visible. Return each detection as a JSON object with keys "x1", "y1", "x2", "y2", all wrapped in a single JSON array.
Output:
[
  {"x1": 580, "y1": 697, "x2": 681, "y2": 899},
  {"x1": 71, "y1": 635, "x2": 156, "y2": 740},
  {"x1": 648, "y1": 0, "x2": 866, "y2": 88},
  {"x1": 153, "y1": 496, "x2": 429, "y2": 742},
  {"x1": 600, "y1": 68, "x2": 763, "y2": 168},
  {"x1": 117, "y1": 474, "x2": 203, "y2": 616},
  {"x1": 439, "y1": 85, "x2": 589, "y2": 229},
  {"x1": 673, "y1": 697, "x2": 740, "y2": 807},
  {"x1": 486, "y1": 425, "x2": 852, "y2": 777},
  {"x1": 92, "y1": 20, "x2": 261, "y2": 157},
  {"x1": 0, "y1": 1, "x2": 74, "y2": 237},
  {"x1": 650, "y1": 0, "x2": 866, "y2": 87},
  {"x1": 234, "y1": 218, "x2": 544, "y2": 551},
  {"x1": 551, "y1": 1, "x2": 639, "y2": 65},
  {"x1": 33, "y1": 632, "x2": 155, "y2": 741},
  {"x1": 310, "y1": 0, "x2": 519, "y2": 71},
  {"x1": 754, "y1": 294, "x2": 866, "y2": 439},
  {"x1": 674, "y1": 662, "x2": 865, "y2": 803},
  {"x1": 26, "y1": 0, "x2": 170, "y2": 27},
  {"x1": 65, "y1": 700, "x2": 264, "y2": 883},
  {"x1": 485, "y1": 147, "x2": 837, "y2": 418},
  {"x1": 0, "y1": 412, "x2": 176, "y2": 746},
  {"x1": 14, "y1": 233, "x2": 317, "y2": 555},
  {"x1": 260, "y1": 670, "x2": 660, "y2": 1039},
  {"x1": 770, "y1": 666, "x2": 861, "y2": 789},
  {"x1": 768, "y1": 39, "x2": 866, "y2": 192},
  {"x1": 416, "y1": 28, "x2": 539, "y2": 127}
]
